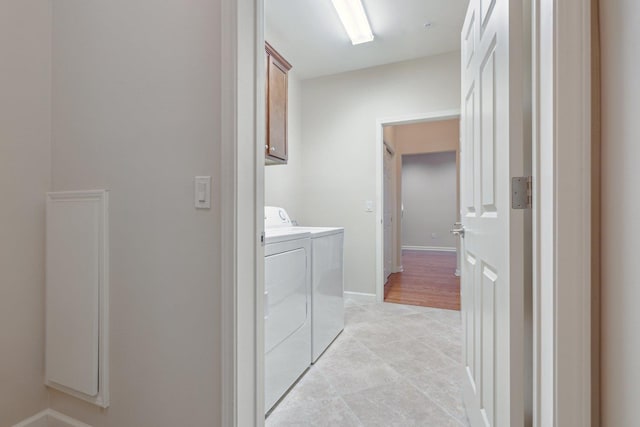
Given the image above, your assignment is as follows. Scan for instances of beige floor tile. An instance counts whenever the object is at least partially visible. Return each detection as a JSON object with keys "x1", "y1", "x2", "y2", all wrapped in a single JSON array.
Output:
[
  {"x1": 266, "y1": 302, "x2": 467, "y2": 427},
  {"x1": 341, "y1": 380, "x2": 463, "y2": 427},
  {"x1": 272, "y1": 367, "x2": 337, "y2": 412},
  {"x1": 266, "y1": 396, "x2": 362, "y2": 427},
  {"x1": 407, "y1": 367, "x2": 468, "y2": 424}
]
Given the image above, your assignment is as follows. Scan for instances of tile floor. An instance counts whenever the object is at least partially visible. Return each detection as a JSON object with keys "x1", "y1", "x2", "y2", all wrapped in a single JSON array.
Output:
[{"x1": 266, "y1": 298, "x2": 470, "y2": 427}]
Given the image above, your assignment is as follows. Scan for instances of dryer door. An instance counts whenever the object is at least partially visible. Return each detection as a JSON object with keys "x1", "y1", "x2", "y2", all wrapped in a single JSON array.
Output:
[
  {"x1": 264, "y1": 248, "x2": 308, "y2": 353},
  {"x1": 264, "y1": 246, "x2": 311, "y2": 411}
]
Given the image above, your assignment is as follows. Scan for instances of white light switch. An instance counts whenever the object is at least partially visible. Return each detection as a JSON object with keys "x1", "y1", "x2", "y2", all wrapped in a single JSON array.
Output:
[{"x1": 195, "y1": 176, "x2": 211, "y2": 209}]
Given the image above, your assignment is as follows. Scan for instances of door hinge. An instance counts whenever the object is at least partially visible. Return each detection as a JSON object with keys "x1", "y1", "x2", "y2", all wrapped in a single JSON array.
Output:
[{"x1": 511, "y1": 176, "x2": 532, "y2": 209}]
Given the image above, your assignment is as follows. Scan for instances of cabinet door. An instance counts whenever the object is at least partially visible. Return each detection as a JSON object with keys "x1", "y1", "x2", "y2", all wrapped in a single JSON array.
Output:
[{"x1": 267, "y1": 55, "x2": 288, "y2": 162}]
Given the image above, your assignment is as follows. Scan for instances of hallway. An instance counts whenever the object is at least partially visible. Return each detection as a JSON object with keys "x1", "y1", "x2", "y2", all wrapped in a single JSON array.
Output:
[{"x1": 384, "y1": 250, "x2": 460, "y2": 310}]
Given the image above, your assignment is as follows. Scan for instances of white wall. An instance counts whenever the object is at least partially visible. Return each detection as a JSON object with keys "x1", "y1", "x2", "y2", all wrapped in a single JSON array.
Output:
[
  {"x1": 0, "y1": 0, "x2": 51, "y2": 424},
  {"x1": 265, "y1": 70, "x2": 303, "y2": 218},
  {"x1": 300, "y1": 52, "x2": 460, "y2": 294},
  {"x1": 600, "y1": 1, "x2": 640, "y2": 425},
  {"x1": 401, "y1": 152, "x2": 457, "y2": 249},
  {"x1": 49, "y1": 1, "x2": 222, "y2": 426}
]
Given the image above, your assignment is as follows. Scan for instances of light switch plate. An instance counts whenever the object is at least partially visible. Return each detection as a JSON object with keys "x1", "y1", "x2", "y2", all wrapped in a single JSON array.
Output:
[
  {"x1": 195, "y1": 176, "x2": 211, "y2": 209},
  {"x1": 365, "y1": 200, "x2": 374, "y2": 212}
]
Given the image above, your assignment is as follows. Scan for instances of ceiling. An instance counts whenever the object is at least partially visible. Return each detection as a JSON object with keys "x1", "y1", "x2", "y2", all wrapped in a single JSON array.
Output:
[{"x1": 265, "y1": 0, "x2": 469, "y2": 80}]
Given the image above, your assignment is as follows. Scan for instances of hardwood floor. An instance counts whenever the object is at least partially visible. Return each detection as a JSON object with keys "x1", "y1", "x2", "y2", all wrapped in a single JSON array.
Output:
[{"x1": 384, "y1": 250, "x2": 460, "y2": 310}]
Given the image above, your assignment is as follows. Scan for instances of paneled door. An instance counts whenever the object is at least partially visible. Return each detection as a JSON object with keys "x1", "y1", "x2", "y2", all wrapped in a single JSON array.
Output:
[
  {"x1": 383, "y1": 146, "x2": 394, "y2": 281},
  {"x1": 459, "y1": 0, "x2": 529, "y2": 426}
]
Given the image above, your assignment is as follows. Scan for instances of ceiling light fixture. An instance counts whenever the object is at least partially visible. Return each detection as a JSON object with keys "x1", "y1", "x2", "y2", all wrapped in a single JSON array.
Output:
[{"x1": 331, "y1": 0, "x2": 374, "y2": 45}]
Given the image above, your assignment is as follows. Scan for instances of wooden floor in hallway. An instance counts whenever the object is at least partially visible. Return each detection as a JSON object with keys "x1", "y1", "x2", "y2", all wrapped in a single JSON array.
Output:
[{"x1": 384, "y1": 250, "x2": 460, "y2": 310}]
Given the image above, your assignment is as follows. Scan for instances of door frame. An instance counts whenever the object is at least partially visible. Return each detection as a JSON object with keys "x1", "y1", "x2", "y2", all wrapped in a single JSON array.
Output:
[
  {"x1": 532, "y1": 0, "x2": 593, "y2": 426},
  {"x1": 374, "y1": 110, "x2": 461, "y2": 303},
  {"x1": 382, "y1": 141, "x2": 394, "y2": 283},
  {"x1": 219, "y1": 0, "x2": 593, "y2": 425},
  {"x1": 220, "y1": 0, "x2": 266, "y2": 425}
]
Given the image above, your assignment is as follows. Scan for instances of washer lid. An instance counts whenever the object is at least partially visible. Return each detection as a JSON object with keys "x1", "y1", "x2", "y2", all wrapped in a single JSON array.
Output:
[
  {"x1": 291, "y1": 226, "x2": 344, "y2": 238},
  {"x1": 265, "y1": 228, "x2": 310, "y2": 244}
]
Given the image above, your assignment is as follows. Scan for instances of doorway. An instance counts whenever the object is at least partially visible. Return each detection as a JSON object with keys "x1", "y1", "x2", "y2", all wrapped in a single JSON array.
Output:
[
  {"x1": 385, "y1": 150, "x2": 460, "y2": 310},
  {"x1": 375, "y1": 113, "x2": 461, "y2": 305},
  {"x1": 220, "y1": 0, "x2": 594, "y2": 425},
  {"x1": 261, "y1": 0, "x2": 469, "y2": 422}
]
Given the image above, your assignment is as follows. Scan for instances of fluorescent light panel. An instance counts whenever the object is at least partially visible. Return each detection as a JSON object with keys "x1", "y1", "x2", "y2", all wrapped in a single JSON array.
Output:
[{"x1": 331, "y1": 0, "x2": 374, "y2": 45}]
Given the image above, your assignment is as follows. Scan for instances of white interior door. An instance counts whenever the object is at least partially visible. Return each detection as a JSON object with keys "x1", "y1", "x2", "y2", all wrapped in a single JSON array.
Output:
[
  {"x1": 459, "y1": 0, "x2": 529, "y2": 426},
  {"x1": 383, "y1": 147, "x2": 394, "y2": 281}
]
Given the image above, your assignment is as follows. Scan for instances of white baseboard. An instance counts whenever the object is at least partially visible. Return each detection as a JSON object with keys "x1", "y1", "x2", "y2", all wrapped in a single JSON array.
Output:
[
  {"x1": 12, "y1": 411, "x2": 47, "y2": 427},
  {"x1": 343, "y1": 291, "x2": 377, "y2": 304},
  {"x1": 13, "y1": 410, "x2": 92, "y2": 427},
  {"x1": 392, "y1": 265, "x2": 403, "y2": 273},
  {"x1": 402, "y1": 245, "x2": 456, "y2": 253}
]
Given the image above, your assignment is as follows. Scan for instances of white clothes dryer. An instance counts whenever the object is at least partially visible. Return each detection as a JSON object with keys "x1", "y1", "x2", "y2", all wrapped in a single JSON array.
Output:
[
  {"x1": 265, "y1": 207, "x2": 345, "y2": 363},
  {"x1": 264, "y1": 228, "x2": 311, "y2": 412}
]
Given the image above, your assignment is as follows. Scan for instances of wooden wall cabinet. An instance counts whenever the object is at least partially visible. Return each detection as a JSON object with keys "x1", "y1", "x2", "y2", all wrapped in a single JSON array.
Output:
[{"x1": 265, "y1": 42, "x2": 292, "y2": 164}]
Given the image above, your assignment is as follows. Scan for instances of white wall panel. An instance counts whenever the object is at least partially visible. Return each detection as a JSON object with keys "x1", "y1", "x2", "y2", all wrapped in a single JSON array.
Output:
[{"x1": 46, "y1": 190, "x2": 108, "y2": 407}]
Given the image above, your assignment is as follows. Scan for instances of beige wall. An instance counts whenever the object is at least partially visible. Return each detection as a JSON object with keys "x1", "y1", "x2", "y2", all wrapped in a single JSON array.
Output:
[
  {"x1": 0, "y1": 0, "x2": 51, "y2": 424},
  {"x1": 394, "y1": 119, "x2": 461, "y2": 153},
  {"x1": 401, "y1": 152, "x2": 457, "y2": 249},
  {"x1": 49, "y1": 1, "x2": 222, "y2": 425},
  {"x1": 300, "y1": 53, "x2": 460, "y2": 295},
  {"x1": 265, "y1": 70, "x2": 303, "y2": 217},
  {"x1": 390, "y1": 119, "x2": 460, "y2": 271},
  {"x1": 264, "y1": 21, "x2": 304, "y2": 217},
  {"x1": 600, "y1": 1, "x2": 640, "y2": 425},
  {"x1": 383, "y1": 126, "x2": 396, "y2": 150}
]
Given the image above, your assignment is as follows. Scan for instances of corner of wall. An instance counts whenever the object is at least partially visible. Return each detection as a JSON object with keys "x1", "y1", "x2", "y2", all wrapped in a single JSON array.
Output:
[{"x1": 0, "y1": 0, "x2": 52, "y2": 424}]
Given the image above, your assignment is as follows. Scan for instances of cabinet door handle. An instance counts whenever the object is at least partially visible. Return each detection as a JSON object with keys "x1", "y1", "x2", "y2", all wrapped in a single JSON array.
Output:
[
  {"x1": 270, "y1": 146, "x2": 276, "y2": 153},
  {"x1": 265, "y1": 145, "x2": 269, "y2": 150}
]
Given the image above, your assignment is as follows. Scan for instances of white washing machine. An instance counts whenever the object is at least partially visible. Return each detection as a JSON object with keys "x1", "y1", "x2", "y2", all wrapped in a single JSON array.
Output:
[
  {"x1": 264, "y1": 228, "x2": 311, "y2": 412},
  {"x1": 265, "y1": 207, "x2": 345, "y2": 363}
]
